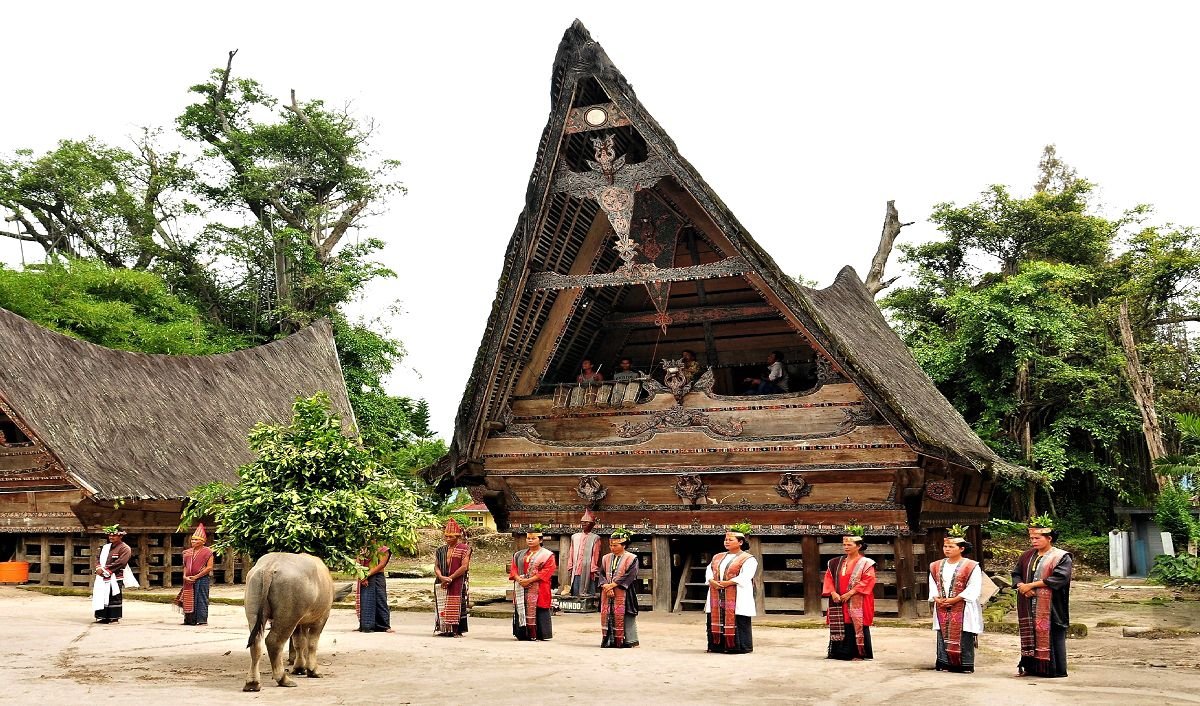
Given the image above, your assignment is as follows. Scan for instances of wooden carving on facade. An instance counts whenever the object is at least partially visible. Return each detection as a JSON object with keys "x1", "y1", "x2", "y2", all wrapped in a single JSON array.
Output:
[
  {"x1": 925, "y1": 479, "x2": 955, "y2": 502},
  {"x1": 615, "y1": 405, "x2": 743, "y2": 438},
  {"x1": 564, "y1": 103, "x2": 632, "y2": 134},
  {"x1": 643, "y1": 360, "x2": 715, "y2": 405},
  {"x1": 576, "y1": 475, "x2": 607, "y2": 508},
  {"x1": 774, "y1": 472, "x2": 813, "y2": 504},
  {"x1": 674, "y1": 474, "x2": 710, "y2": 505}
]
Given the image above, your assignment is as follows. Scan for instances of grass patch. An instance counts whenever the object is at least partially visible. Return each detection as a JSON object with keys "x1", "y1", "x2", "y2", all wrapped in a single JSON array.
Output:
[
  {"x1": 1096, "y1": 619, "x2": 1132, "y2": 628},
  {"x1": 20, "y1": 585, "x2": 243, "y2": 606},
  {"x1": 1123, "y1": 627, "x2": 1200, "y2": 639},
  {"x1": 985, "y1": 621, "x2": 1088, "y2": 638}
]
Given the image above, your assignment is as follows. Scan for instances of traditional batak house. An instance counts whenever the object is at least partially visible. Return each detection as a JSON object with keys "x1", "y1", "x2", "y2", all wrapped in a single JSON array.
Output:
[
  {"x1": 0, "y1": 308, "x2": 353, "y2": 587},
  {"x1": 425, "y1": 21, "x2": 1034, "y2": 618}
]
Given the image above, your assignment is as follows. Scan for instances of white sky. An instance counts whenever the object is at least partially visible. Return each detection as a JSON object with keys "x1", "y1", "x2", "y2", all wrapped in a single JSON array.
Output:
[{"x1": 3, "y1": 2, "x2": 1199, "y2": 438}]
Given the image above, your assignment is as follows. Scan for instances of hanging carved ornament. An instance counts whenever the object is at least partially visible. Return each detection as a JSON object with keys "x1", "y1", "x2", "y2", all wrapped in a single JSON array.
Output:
[
  {"x1": 576, "y1": 475, "x2": 608, "y2": 508},
  {"x1": 774, "y1": 473, "x2": 812, "y2": 504},
  {"x1": 925, "y1": 480, "x2": 955, "y2": 503},
  {"x1": 554, "y1": 133, "x2": 671, "y2": 275},
  {"x1": 675, "y1": 474, "x2": 710, "y2": 505},
  {"x1": 468, "y1": 486, "x2": 488, "y2": 504},
  {"x1": 615, "y1": 404, "x2": 743, "y2": 438},
  {"x1": 643, "y1": 359, "x2": 715, "y2": 405},
  {"x1": 834, "y1": 405, "x2": 886, "y2": 434}
]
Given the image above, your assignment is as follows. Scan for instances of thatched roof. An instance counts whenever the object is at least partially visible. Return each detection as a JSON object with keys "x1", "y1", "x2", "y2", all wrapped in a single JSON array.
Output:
[
  {"x1": 0, "y1": 307, "x2": 355, "y2": 499},
  {"x1": 428, "y1": 21, "x2": 1034, "y2": 485}
]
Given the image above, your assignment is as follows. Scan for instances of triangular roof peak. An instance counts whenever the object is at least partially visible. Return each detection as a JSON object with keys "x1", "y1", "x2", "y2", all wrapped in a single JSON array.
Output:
[{"x1": 431, "y1": 23, "x2": 1033, "y2": 487}]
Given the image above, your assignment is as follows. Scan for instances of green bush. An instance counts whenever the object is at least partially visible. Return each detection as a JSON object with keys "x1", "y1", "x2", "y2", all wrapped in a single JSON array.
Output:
[
  {"x1": 984, "y1": 518, "x2": 1028, "y2": 538},
  {"x1": 1058, "y1": 534, "x2": 1110, "y2": 574},
  {"x1": 1149, "y1": 553, "x2": 1200, "y2": 587},
  {"x1": 1154, "y1": 485, "x2": 1200, "y2": 548}
]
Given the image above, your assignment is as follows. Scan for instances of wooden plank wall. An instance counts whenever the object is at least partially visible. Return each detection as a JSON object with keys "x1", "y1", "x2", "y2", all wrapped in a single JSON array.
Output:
[{"x1": 13, "y1": 532, "x2": 250, "y2": 587}]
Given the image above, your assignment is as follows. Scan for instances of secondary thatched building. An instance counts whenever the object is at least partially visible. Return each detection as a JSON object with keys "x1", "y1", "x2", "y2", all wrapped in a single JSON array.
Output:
[
  {"x1": 0, "y1": 307, "x2": 353, "y2": 586},
  {"x1": 425, "y1": 21, "x2": 1035, "y2": 618}
]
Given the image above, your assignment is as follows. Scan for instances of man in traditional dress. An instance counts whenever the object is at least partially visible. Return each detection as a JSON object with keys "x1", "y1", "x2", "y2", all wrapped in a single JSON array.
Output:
[
  {"x1": 177, "y1": 523, "x2": 214, "y2": 626},
  {"x1": 356, "y1": 542, "x2": 393, "y2": 633},
  {"x1": 92, "y1": 524, "x2": 138, "y2": 624},
  {"x1": 563, "y1": 509, "x2": 601, "y2": 598},
  {"x1": 1013, "y1": 517, "x2": 1073, "y2": 677},
  {"x1": 823, "y1": 525, "x2": 877, "y2": 660},
  {"x1": 509, "y1": 526, "x2": 557, "y2": 640},
  {"x1": 434, "y1": 518, "x2": 472, "y2": 637},
  {"x1": 929, "y1": 526, "x2": 984, "y2": 673},
  {"x1": 704, "y1": 524, "x2": 757, "y2": 654},
  {"x1": 599, "y1": 527, "x2": 640, "y2": 648}
]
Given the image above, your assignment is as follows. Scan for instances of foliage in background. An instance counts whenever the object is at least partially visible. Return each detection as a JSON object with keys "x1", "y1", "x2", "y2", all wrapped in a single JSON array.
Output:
[
  {"x1": 1149, "y1": 553, "x2": 1200, "y2": 587},
  {"x1": 883, "y1": 147, "x2": 1200, "y2": 529},
  {"x1": 0, "y1": 260, "x2": 243, "y2": 354},
  {"x1": 0, "y1": 56, "x2": 446, "y2": 503},
  {"x1": 181, "y1": 394, "x2": 434, "y2": 573},
  {"x1": 1155, "y1": 485, "x2": 1200, "y2": 548}
]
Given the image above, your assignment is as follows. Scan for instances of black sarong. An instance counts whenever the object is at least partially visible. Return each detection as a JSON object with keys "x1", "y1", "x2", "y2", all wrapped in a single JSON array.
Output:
[
  {"x1": 95, "y1": 590, "x2": 123, "y2": 623},
  {"x1": 936, "y1": 630, "x2": 977, "y2": 672},
  {"x1": 827, "y1": 625, "x2": 873, "y2": 660},
  {"x1": 706, "y1": 614, "x2": 753, "y2": 653},
  {"x1": 1018, "y1": 624, "x2": 1068, "y2": 677},
  {"x1": 513, "y1": 607, "x2": 553, "y2": 640}
]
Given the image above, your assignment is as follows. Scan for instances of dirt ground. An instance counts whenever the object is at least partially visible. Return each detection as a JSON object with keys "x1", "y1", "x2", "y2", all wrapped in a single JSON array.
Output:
[{"x1": 3, "y1": 582, "x2": 1200, "y2": 705}]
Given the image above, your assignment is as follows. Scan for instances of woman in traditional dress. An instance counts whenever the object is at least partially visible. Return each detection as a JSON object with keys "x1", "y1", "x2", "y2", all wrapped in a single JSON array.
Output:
[
  {"x1": 92, "y1": 524, "x2": 138, "y2": 624},
  {"x1": 356, "y1": 542, "x2": 393, "y2": 633},
  {"x1": 178, "y1": 523, "x2": 214, "y2": 626},
  {"x1": 1013, "y1": 516, "x2": 1073, "y2": 677},
  {"x1": 509, "y1": 525, "x2": 557, "y2": 641},
  {"x1": 599, "y1": 527, "x2": 639, "y2": 648},
  {"x1": 929, "y1": 525, "x2": 983, "y2": 673},
  {"x1": 823, "y1": 524, "x2": 877, "y2": 660},
  {"x1": 704, "y1": 523, "x2": 757, "y2": 654},
  {"x1": 434, "y1": 518, "x2": 471, "y2": 637}
]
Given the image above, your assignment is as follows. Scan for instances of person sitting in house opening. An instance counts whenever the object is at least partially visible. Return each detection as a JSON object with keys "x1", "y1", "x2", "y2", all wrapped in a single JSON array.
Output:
[
  {"x1": 612, "y1": 357, "x2": 640, "y2": 382},
  {"x1": 576, "y1": 358, "x2": 605, "y2": 384},
  {"x1": 743, "y1": 351, "x2": 789, "y2": 394},
  {"x1": 680, "y1": 350, "x2": 700, "y2": 381}
]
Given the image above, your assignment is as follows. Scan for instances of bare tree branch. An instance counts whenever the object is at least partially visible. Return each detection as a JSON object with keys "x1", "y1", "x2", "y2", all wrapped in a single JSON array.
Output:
[
  {"x1": 1118, "y1": 299, "x2": 1172, "y2": 491},
  {"x1": 1149, "y1": 314, "x2": 1200, "y2": 326},
  {"x1": 865, "y1": 200, "x2": 910, "y2": 297}
]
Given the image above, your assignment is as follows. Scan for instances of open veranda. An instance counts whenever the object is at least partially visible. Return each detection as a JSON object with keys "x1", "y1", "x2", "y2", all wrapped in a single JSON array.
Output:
[{"x1": 4, "y1": 584, "x2": 1199, "y2": 706}]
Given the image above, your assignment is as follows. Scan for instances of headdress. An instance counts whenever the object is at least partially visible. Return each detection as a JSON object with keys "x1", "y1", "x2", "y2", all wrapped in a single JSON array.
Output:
[
  {"x1": 581, "y1": 508, "x2": 597, "y2": 523},
  {"x1": 101, "y1": 523, "x2": 126, "y2": 536},
  {"x1": 726, "y1": 521, "x2": 753, "y2": 538},
  {"x1": 444, "y1": 517, "x2": 464, "y2": 536},
  {"x1": 843, "y1": 523, "x2": 866, "y2": 542},
  {"x1": 945, "y1": 524, "x2": 969, "y2": 544},
  {"x1": 191, "y1": 523, "x2": 207, "y2": 543},
  {"x1": 1027, "y1": 514, "x2": 1055, "y2": 535},
  {"x1": 609, "y1": 527, "x2": 632, "y2": 543},
  {"x1": 526, "y1": 523, "x2": 547, "y2": 539}
]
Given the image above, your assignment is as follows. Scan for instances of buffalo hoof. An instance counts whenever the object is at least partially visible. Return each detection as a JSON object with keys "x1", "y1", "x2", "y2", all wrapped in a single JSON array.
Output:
[
  {"x1": 243, "y1": 682, "x2": 261, "y2": 693},
  {"x1": 292, "y1": 667, "x2": 308, "y2": 676},
  {"x1": 278, "y1": 677, "x2": 297, "y2": 688},
  {"x1": 306, "y1": 671, "x2": 321, "y2": 679}
]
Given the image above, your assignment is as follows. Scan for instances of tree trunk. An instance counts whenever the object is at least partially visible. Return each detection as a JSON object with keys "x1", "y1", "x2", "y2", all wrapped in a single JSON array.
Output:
[
  {"x1": 864, "y1": 201, "x2": 907, "y2": 297},
  {"x1": 1015, "y1": 359, "x2": 1037, "y2": 517},
  {"x1": 1117, "y1": 300, "x2": 1171, "y2": 491}
]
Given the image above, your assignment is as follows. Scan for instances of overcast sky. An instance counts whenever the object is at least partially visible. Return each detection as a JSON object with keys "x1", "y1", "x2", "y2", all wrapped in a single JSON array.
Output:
[{"x1": 3, "y1": 2, "x2": 1199, "y2": 438}]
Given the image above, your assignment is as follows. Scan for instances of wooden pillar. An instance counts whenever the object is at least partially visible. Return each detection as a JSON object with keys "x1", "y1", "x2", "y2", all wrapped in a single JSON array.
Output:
[
  {"x1": 222, "y1": 550, "x2": 235, "y2": 584},
  {"x1": 748, "y1": 536, "x2": 765, "y2": 616},
  {"x1": 39, "y1": 534, "x2": 50, "y2": 585},
  {"x1": 138, "y1": 534, "x2": 150, "y2": 587},
  {"x1": 15, "y1": 534, "x2": 26, "y2": 562},
  {"x1": 894, "y1": 535, "x2": 916, "y2": 619},
  {"x1": 162, "y1": 533, "x2": 173, "y2": 588},
  {"x1": 557, "y1": 535, "x2": 570, "y2": 588},
  {"x1": 968, "y1": 525, "x2": 985, "y2": 572},
  {"x1": 240, "y1": 555, "x2": 252, "y2": 582},
  {"x1": 63, "y1": 534, "x2": 76, "y2": 587},
  {"x1": 802, "y1": 536, "x2": 822, "y2": 616},
  {"x1": 652, "y1": 535, "x2": 671, "y2": 612}
]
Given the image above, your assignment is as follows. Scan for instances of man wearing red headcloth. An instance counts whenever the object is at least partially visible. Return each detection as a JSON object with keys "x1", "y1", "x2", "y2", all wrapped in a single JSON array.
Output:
[
  {"x1": 563, "y1": 509, "x2": 601, "y2": 598},
  {"x1": 177, "y1": 523, "x2": 214, "y2": 625},
  {"x1": 434, "y1": 518, "x2": 472, "y2": 637}
]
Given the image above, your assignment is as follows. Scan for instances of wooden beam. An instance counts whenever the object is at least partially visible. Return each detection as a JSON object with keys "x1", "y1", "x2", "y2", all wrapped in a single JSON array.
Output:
[
  {"x1": 514, "y1": 210, "x2": 611, "y2": 395},
  {"x1": 652, "y1": 535, "x2": 671, "y2": 612},
  {"x1": 528, "y1": 257, "x2": 750, "y2": 291},
  {"x1": 605, "y1": 303, "x2": 780, "y2": 328},
  {"x1": 63, "y1": 534, "x2": 75, "y2": 587},
  {"x1": 558, "y1": 534, "x2": 570, "y2": 588},
  {"x1": 39, "y1": 534, "x2": 50, "y2": 585},
  {"x1": 748, "y1": 536, "x2": 765, "y2": 615},
  {"x1": 802, "y1": 536, "x2": 822, "y2": 616},
  {"x1": 138, "y1": 534, "x2": 150, "y2": 587}
]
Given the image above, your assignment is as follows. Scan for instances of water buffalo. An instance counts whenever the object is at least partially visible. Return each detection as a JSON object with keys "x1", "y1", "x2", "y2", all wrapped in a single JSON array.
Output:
[{"x1": 242, "y1": 552, "x2": 334, "y2": 691}]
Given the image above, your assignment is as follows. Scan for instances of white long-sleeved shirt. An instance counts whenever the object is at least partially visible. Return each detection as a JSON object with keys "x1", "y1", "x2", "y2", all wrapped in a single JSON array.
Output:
[
  {"x1": 704, "y1": 553, "x2": 758, "y2": 617},
  {"x1": 928, "y1": 560, "x2": 984, "y2": 634}
]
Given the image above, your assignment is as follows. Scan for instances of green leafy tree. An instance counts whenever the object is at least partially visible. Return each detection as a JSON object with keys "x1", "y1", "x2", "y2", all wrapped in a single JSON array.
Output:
[
  {"x1": 884, "y1": 147, "x2": 1200, "y2": 528},
  {"x1": 0, "y1": 259, "x2": 242, "y2": 354},
  {"x1": 181, "y1": 393, "x2": 434, "y2": 572}
]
